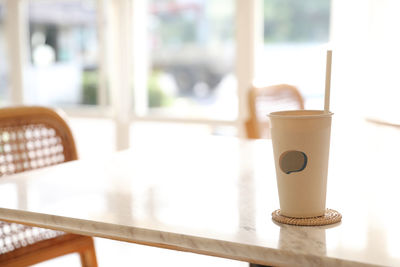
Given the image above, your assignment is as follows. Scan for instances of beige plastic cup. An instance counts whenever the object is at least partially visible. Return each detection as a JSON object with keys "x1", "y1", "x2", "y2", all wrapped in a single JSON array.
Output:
[{"x1": 269, "y1": 110, "x2": 333, "y2": 218}]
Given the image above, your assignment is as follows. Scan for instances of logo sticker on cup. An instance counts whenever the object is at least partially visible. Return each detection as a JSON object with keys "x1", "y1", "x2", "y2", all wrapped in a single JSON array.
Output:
[{"x1": 279, "y1": 150, "x2": 308, "y2": 174}]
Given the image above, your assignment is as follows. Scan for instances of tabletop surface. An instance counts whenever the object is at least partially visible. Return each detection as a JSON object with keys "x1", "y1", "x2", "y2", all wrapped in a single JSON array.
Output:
[{"x1": 0, "y1": 116, "x2": 399, "y2": 267}]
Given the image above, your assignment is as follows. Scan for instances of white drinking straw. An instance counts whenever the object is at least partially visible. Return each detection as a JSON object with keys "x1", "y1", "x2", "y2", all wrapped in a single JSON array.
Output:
[{"x1": 324, "y1": 50, "x2": 332, "y2": 113}]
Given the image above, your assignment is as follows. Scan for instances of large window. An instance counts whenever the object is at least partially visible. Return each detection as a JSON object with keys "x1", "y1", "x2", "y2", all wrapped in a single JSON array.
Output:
[
  {"x1": 255, "y1": 0, "x2": 331, "y2": 109},
  {"x1": 25, "y1": 0, "x2": 100, "y2": 106},
  {"x1": 3, "y1": 0, "x2": 400, "y2": 152},
  {"x1": 144, "y1": 0, "x2": 237, "y2": 120}
]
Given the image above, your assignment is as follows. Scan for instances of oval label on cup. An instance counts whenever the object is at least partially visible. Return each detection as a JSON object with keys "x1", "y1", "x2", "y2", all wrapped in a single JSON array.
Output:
[{"x1": 279, "y1": 150, "x2": 308, "y2": 174}]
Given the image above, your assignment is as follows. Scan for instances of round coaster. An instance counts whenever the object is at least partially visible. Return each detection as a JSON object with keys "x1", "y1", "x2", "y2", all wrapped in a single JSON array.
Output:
[{"x1": 272, "y1": 209, "x2": 342, "y2": 226}]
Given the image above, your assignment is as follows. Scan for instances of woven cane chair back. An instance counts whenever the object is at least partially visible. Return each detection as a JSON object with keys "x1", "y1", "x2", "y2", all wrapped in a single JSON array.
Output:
[
  {"x1": 0, "y1": 106, "x2": 97, "y2": 267},
  {"x1": 246, "y1": 84, "x2": 304, "y2": 139},
  {"x1": 0, "y1": 106, "x2": 77, "y2": 176}
]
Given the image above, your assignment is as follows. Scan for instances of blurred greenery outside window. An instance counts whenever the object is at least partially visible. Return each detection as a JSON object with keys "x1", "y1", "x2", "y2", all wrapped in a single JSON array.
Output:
[
  {"x1": 259, "y1": 0, "x2": 330, "y2": 108},
  {"x1": 147, "y1": 0, "x2": 235, "y2": 111},
  {"x1": 2, "y1": 0, "x2": 330, "y2": 109},
  {"x1": 27, "y1": 0, "x2": 99, "y2": 106},
  {"x1": 264, "y1": 0, "x2": 330, "y2": 43},
  {"x1": 148, "y1": 0, "x2": 329, "y2": 110}
]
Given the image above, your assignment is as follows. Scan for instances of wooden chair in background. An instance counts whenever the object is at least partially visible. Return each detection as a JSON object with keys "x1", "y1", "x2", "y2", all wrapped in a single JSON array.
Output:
[
  {"x1": 245, "y1": 84, "x2": 304, "y2": 139},
  {"x1": 0, "y1": 106, "x2": 97, "y2": 267}
]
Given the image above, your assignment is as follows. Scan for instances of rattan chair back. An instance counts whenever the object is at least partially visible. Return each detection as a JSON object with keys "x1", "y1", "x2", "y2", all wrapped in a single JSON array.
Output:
[
  {"x1": 0, "y1": 106, "x2": 97, "y2": 267},
  {"x1": 0, "y1": 106, "x2": 77, "y2": 176}
]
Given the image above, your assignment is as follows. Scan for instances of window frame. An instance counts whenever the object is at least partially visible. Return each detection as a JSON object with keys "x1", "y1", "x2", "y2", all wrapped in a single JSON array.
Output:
[{"x1": 5, "y1": 0, "x2": 261, "y2": 150}]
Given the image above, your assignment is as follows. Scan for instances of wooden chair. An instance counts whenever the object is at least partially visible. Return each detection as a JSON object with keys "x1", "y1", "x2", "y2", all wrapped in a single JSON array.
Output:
[
  {"x1": 0, "y1": 106, "x2": 98, "y2": 267},
  {"x1": 245, "y1": 84, "x2": 304, "y2": 139}
]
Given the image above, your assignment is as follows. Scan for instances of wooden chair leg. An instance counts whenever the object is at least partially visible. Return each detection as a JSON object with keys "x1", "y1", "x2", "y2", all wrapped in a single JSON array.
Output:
[
  {"x1": 79, "y1": 239, "x2": 98, "y2": 267},
  {"x1": 0, "y1": 234, "x2": 98, "y2": 267}
]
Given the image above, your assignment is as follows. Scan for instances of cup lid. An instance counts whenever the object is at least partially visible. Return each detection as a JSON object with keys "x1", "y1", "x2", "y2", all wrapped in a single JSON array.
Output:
[{"x1": 268, "y1": 110, "x2": 333, "y2": 118}]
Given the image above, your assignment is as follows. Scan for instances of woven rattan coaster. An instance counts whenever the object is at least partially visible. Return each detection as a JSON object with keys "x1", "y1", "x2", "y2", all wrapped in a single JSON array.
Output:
[{"x1": 272, "y1": 209, "x2": 342, "y2": 226}]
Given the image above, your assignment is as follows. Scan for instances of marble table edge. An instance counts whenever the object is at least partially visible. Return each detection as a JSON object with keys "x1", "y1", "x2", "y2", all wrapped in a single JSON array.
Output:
[{"x1": 0, "y1": 208, "x2": 377, "y2": 267}]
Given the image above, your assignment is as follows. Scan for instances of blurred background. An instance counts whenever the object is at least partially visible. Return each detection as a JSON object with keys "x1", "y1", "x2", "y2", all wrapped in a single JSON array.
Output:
[
  {"x1": 0, "y1": 0, "x2": 333, "y2": 158},
  {"x1": 1, "y1": 0, "x2": 400, "y2": 266}
]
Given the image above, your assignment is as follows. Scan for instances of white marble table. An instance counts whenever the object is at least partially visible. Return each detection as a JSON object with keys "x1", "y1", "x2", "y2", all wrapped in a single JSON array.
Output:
[{"x1": 0, "y1": 117, "x2": 399, "y2": 267}]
